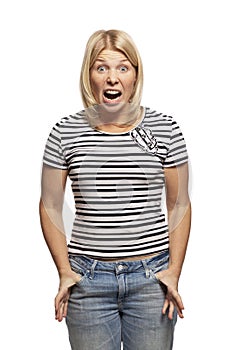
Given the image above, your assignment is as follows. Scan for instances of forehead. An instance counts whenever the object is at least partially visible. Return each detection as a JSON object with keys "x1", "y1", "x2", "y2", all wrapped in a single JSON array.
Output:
[{"x1": 95, "y1": 49, "x2": 129, "y2": 62}]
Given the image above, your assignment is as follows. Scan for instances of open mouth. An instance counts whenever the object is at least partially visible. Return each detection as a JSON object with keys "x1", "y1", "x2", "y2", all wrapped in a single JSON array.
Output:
[{"x1": 103, "y1": 90, "x2": 122, "y2": 102}]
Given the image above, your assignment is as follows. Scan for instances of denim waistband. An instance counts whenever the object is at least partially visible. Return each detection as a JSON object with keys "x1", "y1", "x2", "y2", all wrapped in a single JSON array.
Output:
[{"x1": 69, "y1": 250, "x2": 169, "y2": 274}]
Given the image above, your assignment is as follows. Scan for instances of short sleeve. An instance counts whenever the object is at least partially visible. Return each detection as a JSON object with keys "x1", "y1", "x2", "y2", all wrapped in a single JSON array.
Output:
[
  {"x1": 163, "y1": 119, "x2": 188, "y2": 167},
  {"x1": 43, "y1": 123, "x2": 68, "y2": 170}
]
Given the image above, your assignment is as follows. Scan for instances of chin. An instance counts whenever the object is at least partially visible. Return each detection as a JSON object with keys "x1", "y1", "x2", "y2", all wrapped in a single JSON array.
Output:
[{"x1": 101, "y1": 101, "x2": 126, "y2": 111}]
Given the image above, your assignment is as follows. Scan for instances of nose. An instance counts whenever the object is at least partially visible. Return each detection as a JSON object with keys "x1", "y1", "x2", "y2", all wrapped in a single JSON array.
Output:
[{"x1": 107, "y1": 69, "x2": 119, "y2": 85}]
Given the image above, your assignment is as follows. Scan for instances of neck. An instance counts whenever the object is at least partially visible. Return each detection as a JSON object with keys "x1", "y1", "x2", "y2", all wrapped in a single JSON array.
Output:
[{"x1": 95, "y1": 106, "x2": 144, "y2": 133}]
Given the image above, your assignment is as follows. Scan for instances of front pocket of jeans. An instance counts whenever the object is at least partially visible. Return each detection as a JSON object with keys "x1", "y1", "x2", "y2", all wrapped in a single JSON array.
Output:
[
  {"x1": 150, "y1": 254, "x2": 169, "y2": 272},
  {"x1": 149, "y1": 269, "x2": 168, "y2": 296},
  {"x1": 69, "y1": 257, "x2": 86, "y2": 285},
  {"x1": 149, "y1": 257, "x2": 169, "y2": 284},
  {"x1": 150, "y1": 270, "x2": 160, "y2": 282}
]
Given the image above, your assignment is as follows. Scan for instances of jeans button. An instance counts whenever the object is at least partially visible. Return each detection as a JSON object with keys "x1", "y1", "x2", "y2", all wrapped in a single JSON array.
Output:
[{"x1": 118, "y1": 264, "x2": 127, "y2": 271}]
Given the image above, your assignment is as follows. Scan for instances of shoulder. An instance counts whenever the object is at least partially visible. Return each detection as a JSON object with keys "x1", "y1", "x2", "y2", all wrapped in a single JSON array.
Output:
[
  {"x1": 53, "y1": 110, "x2": 86, "y2": 130},
  {"x1": 144, "y1": 107, "x2": 173, "y2": 124},
  {"x1": 49, "y1": 111, "x2": 91, "y2": 140},
  {"x1": 143, "y1": 107, "x2": 175, "y2": 134}
]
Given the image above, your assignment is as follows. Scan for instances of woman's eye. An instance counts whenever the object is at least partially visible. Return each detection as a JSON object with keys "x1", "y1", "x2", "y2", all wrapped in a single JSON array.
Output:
[
  {"x1": 119, "y1": 66, "x2": 128, "y2": 72},
  {"x1": 97, "y1": 66, "x2": 106, "y2": 72}
]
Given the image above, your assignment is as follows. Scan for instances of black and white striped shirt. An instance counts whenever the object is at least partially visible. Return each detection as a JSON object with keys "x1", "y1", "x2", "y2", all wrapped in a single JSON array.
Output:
[{"x1": 43, "y1": 107, "x2": 188, "y2": 258}]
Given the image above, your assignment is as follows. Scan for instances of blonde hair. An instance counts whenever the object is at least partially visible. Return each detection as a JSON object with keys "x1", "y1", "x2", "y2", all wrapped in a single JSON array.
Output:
[{"x1": 80, "y1": 29, "x2": 143, "y2": 108}]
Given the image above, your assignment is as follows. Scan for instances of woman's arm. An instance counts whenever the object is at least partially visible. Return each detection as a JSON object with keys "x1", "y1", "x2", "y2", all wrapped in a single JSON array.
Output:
[
  {"x1": 40, "y1": 165, "x2": 70, "y2": 272},
  {"x1": 156, "y1": 162, "x2": 191, "y2": 320},
  {"x1": 39, "y1": 165, "x2": 80, "y2": 321}
]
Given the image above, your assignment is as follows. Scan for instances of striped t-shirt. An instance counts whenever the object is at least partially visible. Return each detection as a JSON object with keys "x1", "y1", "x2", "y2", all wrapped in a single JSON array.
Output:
[{"x1": 43, "y1": 107, "x2": 188, "y2": 259}]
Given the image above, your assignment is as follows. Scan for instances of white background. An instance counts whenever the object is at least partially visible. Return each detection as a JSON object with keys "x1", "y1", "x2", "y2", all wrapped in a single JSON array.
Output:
[{"x1": 1, "y1": 0, "x2": 232, "y2": 348}]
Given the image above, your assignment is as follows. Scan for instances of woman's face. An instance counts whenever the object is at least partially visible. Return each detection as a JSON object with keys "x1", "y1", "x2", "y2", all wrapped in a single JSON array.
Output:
[{"x1": 90, "y1": 49, "x2": 137, "y2": 106}]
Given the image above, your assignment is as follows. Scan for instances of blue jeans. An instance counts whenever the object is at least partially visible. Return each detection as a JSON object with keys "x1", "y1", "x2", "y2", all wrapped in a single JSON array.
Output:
[{"x1": 66, "y1": 250, "x2": 177, "y2": 350}]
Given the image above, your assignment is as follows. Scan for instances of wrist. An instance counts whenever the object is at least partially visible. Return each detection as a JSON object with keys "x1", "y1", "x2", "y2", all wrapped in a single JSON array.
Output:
[
  {"x1": 58, "y1": 266, "x2": 72, "y2": 277},
  {"x1": 168, "y1": 264, "x2": 182, "y2": 279}
]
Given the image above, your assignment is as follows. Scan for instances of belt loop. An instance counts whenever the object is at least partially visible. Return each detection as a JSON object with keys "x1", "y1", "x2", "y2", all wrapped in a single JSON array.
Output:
[
  {"x1": 141, "y1": 260, "x2": 150, "y2": 278},
  {"x1": 89, "y1": 260, "x2": 97, "y2": 279}
]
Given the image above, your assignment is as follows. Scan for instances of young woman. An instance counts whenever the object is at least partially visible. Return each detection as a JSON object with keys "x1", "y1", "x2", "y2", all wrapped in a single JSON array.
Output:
[{"x1": 40, "y1": 29, "x2": 191, "y2": 350}]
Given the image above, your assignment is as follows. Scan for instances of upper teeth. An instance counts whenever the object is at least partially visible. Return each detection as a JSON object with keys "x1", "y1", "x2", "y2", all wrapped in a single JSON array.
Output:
[{"x1": 105, "y1": 90, "x2": 120, "y2": 94}]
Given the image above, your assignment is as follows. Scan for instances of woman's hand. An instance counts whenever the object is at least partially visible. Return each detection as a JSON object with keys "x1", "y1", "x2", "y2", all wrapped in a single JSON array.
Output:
[
  {"x1": 55, "y1": 270, "x2": 82, "y2": 322},
  {"x1": 155, "y1": 269, "x2": 184, "y2": 320}
]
